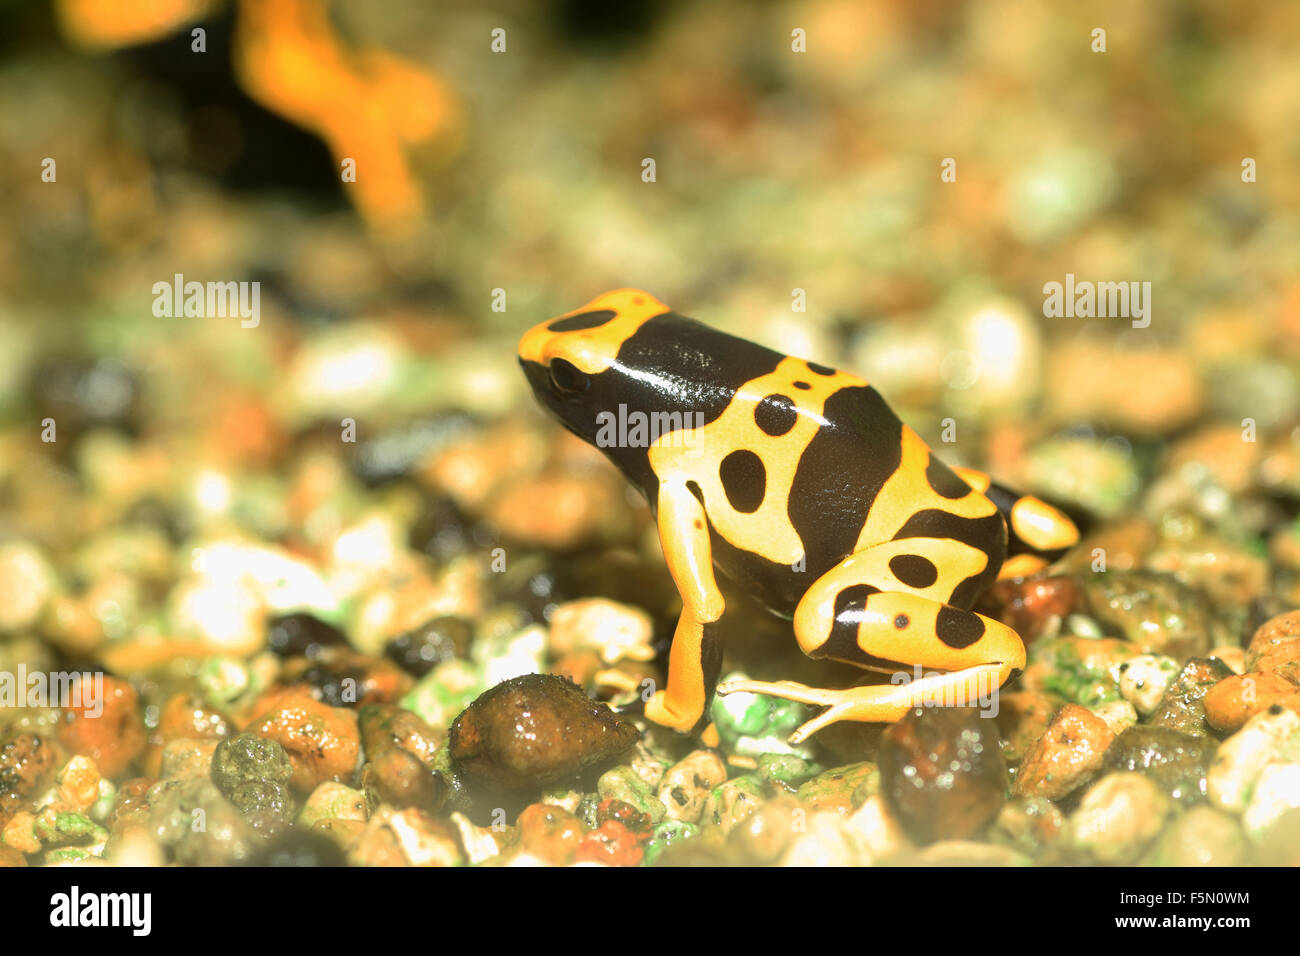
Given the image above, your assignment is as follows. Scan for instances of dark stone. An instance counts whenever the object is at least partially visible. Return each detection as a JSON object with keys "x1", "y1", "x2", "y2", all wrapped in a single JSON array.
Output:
[
  {"x1": 385, "y1": 615, "x2": 473, "y2": 677},
  {"x1": 244, "y1": 830, "x2": 347, "y2": 867},
  {"x1": 211, "y1": 732, "x2": 293, "y2": 793},
  {"x1": 449, "y1": 674, "x2": 639, "y2": 792},
  {"x1": 1103, "y1": 726, "x2": 1218, "y2": 805},
  {"x1": 878, "y1": 706, "x2": 1008, "y2": 844},
  {"x1": 266, "y1": 612, "x2": 349, "y2": 660},
  {"x1": 1149, "y1": 657, "x2": 1236, "y2": 736}
]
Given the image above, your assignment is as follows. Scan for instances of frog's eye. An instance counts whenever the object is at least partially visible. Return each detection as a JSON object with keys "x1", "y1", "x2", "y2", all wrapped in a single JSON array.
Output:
[{"x1": 548, "y1": 358, "x2": 590, "y2": 397}]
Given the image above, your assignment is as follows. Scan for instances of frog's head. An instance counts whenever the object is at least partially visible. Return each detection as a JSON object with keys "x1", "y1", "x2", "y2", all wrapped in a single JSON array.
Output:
[
  {"x1": 518, "y1": 288, "x2": 668, "y2": 431},
  {"x1": 520, "y1": 288, "x2": 786, "y2": 490}
]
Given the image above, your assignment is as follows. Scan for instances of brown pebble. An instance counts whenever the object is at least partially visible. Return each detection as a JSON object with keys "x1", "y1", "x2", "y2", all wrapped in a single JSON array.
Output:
[
  {"x1": 1246, "y1": 610, "x2": 1300, "y2": 682},
  {"x1": 58, "y1": 675, "x2": 145, "y2": 779},
  {"x1": 878, "y1": 707, "x2": 1008, "y2": 844},
  {"x1": 1204, "y1": 672, "x2": 1300, "y2": 733},
  {"x1": 142, "y1": 693, "x2": 233, "y2": 777},
  {"x1": 516, "y1": 802, "x2": 586, "y2": 864},
  {"x1": 0, "y1": 843, "x2": 26, "y2": 866},
  {"x1": 1013, "y1": 703, "x2": 1114, "y2": 800},
  {"x1": 1247, "y1": 609, "x2": 1300, "y2": 663},
  {"x1": 158, "y1": 693, "x2": 232, "y2": 741},
  {"x1": 995, "y1": 692, "x2": 1059, "y2": 766},
  {"x1": 978, "y1": 576, "x2": 1079, "y2": 645},
  {"x1": 107, "y1": 777, "x2": 155, "y2": 831},
  {"x1": 0, "y1": 733, "x2": 61, "y2": 801},
  {"x1": 311, "y1": 817, "x2": 366, "y2": 851},
  {"x1": 246, "y1": 686, "x2": 361, "y2": 793},
  {"x1": 449, "y1": 674, "x2": 639, "y2": 792}
]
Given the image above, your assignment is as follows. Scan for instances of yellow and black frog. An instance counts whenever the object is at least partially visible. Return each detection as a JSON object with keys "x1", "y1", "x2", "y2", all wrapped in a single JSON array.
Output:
[{"x1": 519, "y1": 289, "x2": 1078, "y2": 742}]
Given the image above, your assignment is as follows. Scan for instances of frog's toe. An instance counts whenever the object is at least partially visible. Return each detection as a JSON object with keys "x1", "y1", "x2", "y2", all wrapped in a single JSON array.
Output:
[
  {"x1": 644, "y1": 690, "x2": 700, "y2": 735},
  {"x1": 716, "y1": 678, "x2": 842, "y2": 706}
]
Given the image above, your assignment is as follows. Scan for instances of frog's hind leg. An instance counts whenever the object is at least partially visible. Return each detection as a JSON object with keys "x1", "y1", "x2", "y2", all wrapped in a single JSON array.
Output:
[
  {"x1": 716, "y1": 536, "x2": 1025, "y2": 743},
  {"x1": 952, "y1": 467, "x2": 1078, "y2": 579}
]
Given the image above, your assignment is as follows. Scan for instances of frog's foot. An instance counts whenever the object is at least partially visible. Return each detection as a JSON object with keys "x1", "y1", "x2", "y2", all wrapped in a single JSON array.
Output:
[
  {"x1": 644, "y1": 689, "x2": 704, "y2": 735},
  {"x1": 717, "y1": 665, "x2": 1006, "y2": 744}
]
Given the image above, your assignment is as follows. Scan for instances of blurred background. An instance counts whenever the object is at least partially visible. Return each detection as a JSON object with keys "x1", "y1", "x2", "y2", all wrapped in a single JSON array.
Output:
[{"x1": 1, "y1": 0, "x2": 1299, "y2": 666}]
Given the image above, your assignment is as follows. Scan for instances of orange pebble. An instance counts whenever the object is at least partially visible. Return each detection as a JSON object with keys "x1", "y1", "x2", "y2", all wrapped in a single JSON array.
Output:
[
  {"x1": 517, "y1": 803, "x2": 586, "y2": 865},
  {"x1": 59, "y1": 676, "x2": 145, "y2": 779},
  {"x1": 575, "y1": 819, "x2": 643, "y2": 867}
]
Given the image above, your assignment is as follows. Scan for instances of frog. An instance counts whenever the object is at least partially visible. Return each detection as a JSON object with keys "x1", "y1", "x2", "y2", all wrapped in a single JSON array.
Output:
[{"x1": 519, "y1": 289, "x2": 1079, "y2": 742}]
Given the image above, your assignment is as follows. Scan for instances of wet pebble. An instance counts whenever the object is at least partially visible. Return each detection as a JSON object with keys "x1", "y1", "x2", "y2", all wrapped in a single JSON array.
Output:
[
  {"x1": 724, "y1": 794, "x2": 801, "y2": 863},
  {"x1": 1118, "y1": 654, "x2": 1180, "y2": 717},
  {"x1": 283, "y1": 649, "x2": 413, "y2": 708},
  {"x1": 1103, "y1": 726, "x2": 1217, "y2": 805},
  {"x1": 31, "y1": 356, "x2": 141, "y2": 439},
  {"x1": 1207, "y1": 706, "x2": 1300, "y2": 814},
  {"x1": 211, "y1": 731, "x2": 293, "y2": 792},
  {"x1": 574, "y1": 818, "x2": 643, "y2": 866},
  {"x1": 59, "y1": 676, "x2": 145, "y2": 779},
  {"x1": 449, "y1": 674, "x2": 638, "y2": 792},
  {"x1": 1067, "y1": 772, "x2": 1176, "y2": 864},
  {"x1": 246, "y1": 829, "x2": 348, "y2": 867},
  {"x1": 1246, "y1": 609, "x2": 1300, "y2": 676},
  {"x1": 298, "y1": 782, "x2": 368, "y2": 828},
  {"x1": 266, "y1": 611, "x2": 349, "y2": 659},
  {"x1": 643, "y1": 819, "x2": 699, "y2": 866},
  {"x1": 0, "y1": 733, "x2": 60, "y2": 804},
  {"x1": 0, "y1": 542, "x2": 57, "y2": 633},
  {"x1": 1025, "y1": 636, "x2": 1137, "y2": 708},
  {"x1": 596, "y1": 766, "x2": 666, "y2": 824},
  {"x1": 244, "y1": 688, "x2": 361, "y2": 793},
  {"x1": 1149, "y1": 656, "x2": 1237, "y2": 736},
  {"x1": 1204, "y1": 671, "x2": 1300, "y2": 733},
  {"x1": 547, "y1": 599, "x2": 655, "y2": 665},
  {"x1": 516, "y1": 802, "x2": 586, "y2": 865},
  {"x1": 878, "y1": 707, "x2": 1007, "y2": 844},
  {"x1": 1241, "y1": 762, "x2": 1300, "y2": 841},
  {"x1": 349, "y1": 413, "x2": 478, "y2": 487},
  {"x1": 1092, "y1": 700, "x2": 1139, "y2": 737},
  {"x1": 1013, "y1": 703, "x2": 1114, "y2": 801},
  {"x1": 1082, "y1": 570, "x2": 1226, "y2": 659},
  {"x1": 159, "y1": 738, "x2": 220, "y2": 782},
  {"x1": 384, "y1": 615, "x2": 473, "y2": 677},
  {"x1": 657, "y1": 749, "x2": 727, "y2": 823},
  {"x1": 977, "y1": 575, "x2": 1079, "y2": 645},
  {"x1": 1145, "y1": 805, "x2": 1248, "y2": 866},
  {"x1": 995, "y1": 691, "x2": 1058, "y2": 766},
  {"x1": 795, "y1": 761, "x2": 878, "y2": 815},
  {"x1": 701, "y1": 776, "x2": 764, "y2": 836},
  {"x1": 210, "y1": 732, "x2": 296, "y2": 835},
  {"x1": 147, "y1": 778, "x2": 261, "y2": 865},
  {"x1": 358, "y1": 704, "x2": 445, "y2": 811},
  {"x1": 778, "y1": 810, "x2": 868, "y2": 867},
  {"x1": 347, "y1": 806, "x2": 464, "y2": 867},
  {"x1": 991, "y1": 796, "x2": 1065, "y2": 859}
]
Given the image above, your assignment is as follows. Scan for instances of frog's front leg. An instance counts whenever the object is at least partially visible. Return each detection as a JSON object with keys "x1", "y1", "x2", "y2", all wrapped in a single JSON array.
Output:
[
  {"x1": 717, "y1": 537, "x2": 1025, "y2": 743},
  {"x1": 643, "y1": 479, "x2": 726, "y2": 734}
]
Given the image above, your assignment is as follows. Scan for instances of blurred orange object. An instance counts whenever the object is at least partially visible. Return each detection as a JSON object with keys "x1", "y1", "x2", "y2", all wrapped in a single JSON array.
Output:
[
  {"x1": 55, "y1": 0, "x2": 454, "y2": 236},
  {"x1": 55, "y1": 0, "x2": 214, "y2": 48},
  {"x1": 234, "y1": 0, "x2": 453, "y2": 235}
]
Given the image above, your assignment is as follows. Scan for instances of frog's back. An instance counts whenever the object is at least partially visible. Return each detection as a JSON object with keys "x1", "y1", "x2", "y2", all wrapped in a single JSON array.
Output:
[{"x1": 639, "y1": 331, "x2": 1006, "y2": 616}]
